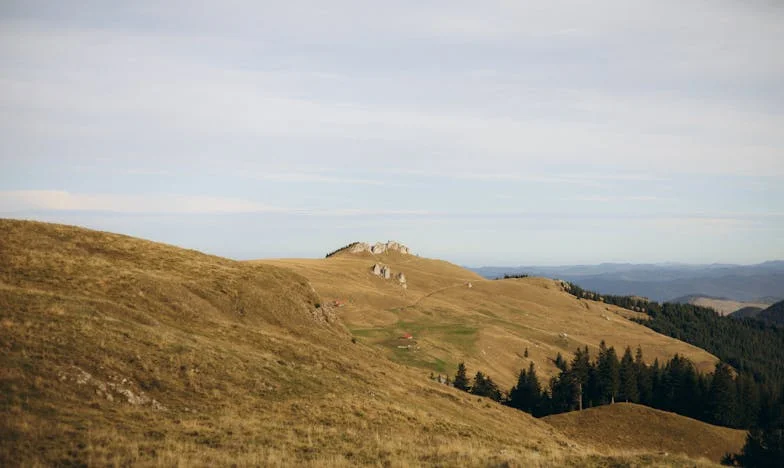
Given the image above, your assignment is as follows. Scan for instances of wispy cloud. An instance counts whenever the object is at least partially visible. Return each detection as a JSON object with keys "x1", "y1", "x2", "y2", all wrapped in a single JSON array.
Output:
[
  {"x1": 567, "y1": 195, "x2": 662, "y2": 202},
  {"x1": 243, "y1": 172, "x2": 386, "y2": 185},
  {"x1": 0, "y1": 191, "x2": 281, "y2": 214}
]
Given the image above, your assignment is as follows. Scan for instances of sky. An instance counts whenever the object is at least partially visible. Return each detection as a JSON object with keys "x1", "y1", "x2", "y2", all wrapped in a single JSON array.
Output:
[{"x1": 1, "y1": 1, "x2": 783, "y2": 266}]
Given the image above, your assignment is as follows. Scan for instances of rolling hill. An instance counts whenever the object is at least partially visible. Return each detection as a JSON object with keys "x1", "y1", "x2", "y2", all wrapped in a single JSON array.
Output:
[
  {"x1": 261, "y1": 247, "x2": 719, "y2": 389},
  {"x1": 668, "y1": 295, "x2": 773, "y2": 316},
  {"x1": 0, "y1": 220, "x2": 735, "y2": 466},
  {"x1": 544, "y1": 403, "x2": 746, "y2": 463}
]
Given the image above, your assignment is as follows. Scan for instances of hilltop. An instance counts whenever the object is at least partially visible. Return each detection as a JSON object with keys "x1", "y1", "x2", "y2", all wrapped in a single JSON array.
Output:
[
  {"x1": 261, "y1": 246, "x2": 719, "y2": 389},
  {"x1": 1, "y1": 219, "x2": 722, "y2": 467},
  {"x1": 544, "y1": 403, "x2": 746, "y2": 463}
]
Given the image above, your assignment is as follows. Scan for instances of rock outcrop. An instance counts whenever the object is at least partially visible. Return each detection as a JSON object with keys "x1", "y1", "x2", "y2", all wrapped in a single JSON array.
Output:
[
  {"x1": 372, "y1": 263, "x2": 392, "y2": 279},
  {"x1": 371, "y1": 263, "x2": 405, "y2": 287},
  {"x1": 350, "y1": 241, "x2": 411, "y2": 255}
]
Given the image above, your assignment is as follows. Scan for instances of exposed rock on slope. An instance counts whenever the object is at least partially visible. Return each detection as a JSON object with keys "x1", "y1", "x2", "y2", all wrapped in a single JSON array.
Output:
[
  {"x1": 371, "y1": 263, "x2": 408, "y2": 289},
  {"x1": 350, "y1": 241, "x2": 411, "y2": 255}
]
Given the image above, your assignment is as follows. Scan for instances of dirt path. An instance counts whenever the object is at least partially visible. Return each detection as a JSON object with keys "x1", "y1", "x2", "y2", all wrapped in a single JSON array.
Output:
[{"x1": 389, "y1": 282, "x2": 468, "y2": 312}]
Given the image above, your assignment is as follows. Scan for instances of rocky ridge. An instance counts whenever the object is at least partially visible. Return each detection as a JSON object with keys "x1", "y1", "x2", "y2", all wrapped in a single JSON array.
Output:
[{"x1": 350, "y1": 241, "x2": 411, "y2": 255}]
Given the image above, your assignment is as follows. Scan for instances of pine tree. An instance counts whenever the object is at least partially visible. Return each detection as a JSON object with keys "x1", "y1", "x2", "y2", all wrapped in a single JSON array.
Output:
[
  {"x1": 597, "y1": 341, "x2": 620, "y2": 404},
  {"x1": 453, "y1": 362, "x2": 470, "y2": 391},
  {"x1": 635, "y1": 346, "x2": 653, "y2": 405},
  {"x1": 554, "y1": 352, "x2": 568, "y2": 372},
  {"x1": 470, "y1": 371, "x2": 502, "y2": 401},
  {"x1": 509, "y1": 362, "x2": 542, "y2": 414},
  {"x1": 707, "y1": 362, "x2": 737, "y2": 427},
  {"x1": 570, "y1": 346, "x2": 591, "y2": 410},
  {"x1": 618, "y1": 346, "x2": 639, "y2": 403},
  {"x1": 508, "y1": 369, "x2": 528, "y2": 410}
]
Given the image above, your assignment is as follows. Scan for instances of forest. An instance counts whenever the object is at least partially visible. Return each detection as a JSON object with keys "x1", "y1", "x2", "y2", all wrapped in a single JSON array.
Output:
[{"x1": 450, "y1": 343, "x2": 783, "y2": 466}]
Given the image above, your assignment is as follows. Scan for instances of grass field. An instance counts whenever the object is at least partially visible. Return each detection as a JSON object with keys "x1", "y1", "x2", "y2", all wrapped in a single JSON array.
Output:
[
  {"x1": 0, "y1": 220, "x2": 735, "y2": 466},
  {"x1": 262, "y1": 251, "x2": 718, "y2": 388}
]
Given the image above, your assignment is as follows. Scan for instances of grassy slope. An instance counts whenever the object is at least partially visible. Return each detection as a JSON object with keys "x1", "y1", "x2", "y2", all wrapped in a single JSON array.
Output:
[
  {"x1": 1, "y1": 219, "x2": 718, "y2": 467},
  {"x1": 262, "y1": 252, "x2": 718, "y2": 389},
  {"x1": 544, "y1": 403, "x2": 746, "y2": 463}
]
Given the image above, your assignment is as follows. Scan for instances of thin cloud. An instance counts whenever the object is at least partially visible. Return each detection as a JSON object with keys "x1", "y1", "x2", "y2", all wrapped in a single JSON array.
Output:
[
  {"x1": 567, "y1": 195, "x2": 662, "y2": 202},
  {"x1": 244, "y1": 172, "x2": 386, "y2": 186},
  {"x1": 0, "y1": 191, "x2": 281, "y2": 214}
]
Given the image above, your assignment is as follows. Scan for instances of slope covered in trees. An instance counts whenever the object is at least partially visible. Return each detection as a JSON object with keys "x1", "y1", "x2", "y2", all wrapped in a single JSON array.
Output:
[{"x1": 755, "y1": 299, "x2": 784, "y2": 326}]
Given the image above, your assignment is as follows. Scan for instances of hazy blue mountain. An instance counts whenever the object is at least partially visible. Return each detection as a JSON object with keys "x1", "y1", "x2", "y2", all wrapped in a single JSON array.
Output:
[{"x1": 469, "y1": 262, "x2": 784, "y2": 303}]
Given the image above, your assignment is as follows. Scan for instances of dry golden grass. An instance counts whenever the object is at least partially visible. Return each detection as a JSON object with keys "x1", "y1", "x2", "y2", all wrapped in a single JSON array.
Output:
[
  {"x1": 260, "y1": 253, "x2": 718, "y2": 388},
  {"x1": 544, "y1": 403, "x2": 746, "y2": 464},
  {"x1": 0, "y1": 220, "x2": 730, "y2": 466}
]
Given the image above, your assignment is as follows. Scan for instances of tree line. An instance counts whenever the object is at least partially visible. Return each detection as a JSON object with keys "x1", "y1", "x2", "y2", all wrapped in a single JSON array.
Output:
[
  {"x1": 450, "y1": 344, "x2": 784, "y2": 466},
  {"x1": 325, "y1": 242, "x2": 360, "y2": 258},
  {"x1": 453, "y1": 344, "x2": 780, "y2": 428}
]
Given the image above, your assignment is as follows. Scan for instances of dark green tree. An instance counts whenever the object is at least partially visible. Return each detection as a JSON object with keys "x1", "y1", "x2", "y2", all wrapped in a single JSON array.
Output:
[
  {"x1": 554, "y1": 352, "x2": 568, "y2": 372},
  {"x1": 470, "y1": 371, "x2": 502, "y2": 401},
  {"x1": 597, "y1": 341, "x2": 620, "y2": 404},
  {"x1": 707, "y1": 362, "x2": 738, "y2": 427},
  {"x1": 453, "y1": 362, "x2": 470, "y2": 391},
  {"x1": 509, "y1": 362, "x2": 542, "y2": 415},
  {"x1": 635, "y1": 346, "x2": 653, "y2": 405},
  {"x1": 618, "y1": 346, "x2": 639, "y2": 403}
]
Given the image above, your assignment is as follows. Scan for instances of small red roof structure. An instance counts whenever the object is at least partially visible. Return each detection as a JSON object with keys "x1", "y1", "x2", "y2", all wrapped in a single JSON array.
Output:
[{"x1": 401, "y1": 333, "x2": 413, "y2": 340}]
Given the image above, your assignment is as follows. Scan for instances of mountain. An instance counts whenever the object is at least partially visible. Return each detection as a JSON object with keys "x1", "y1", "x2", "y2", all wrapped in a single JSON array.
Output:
[
  {"x1": 0, "y1": 220, "x2": 734, "y2": 466},
  {"x1": 668, "y1": 295, "x2": 774, "y2": 316},
  {"x1": 471, "y1": 262, "x2": 784, "y2": 303},
  {"x1": 262, "y1": 247, "x2": 719, "y2": 388},
  {"x1": 544, "y1": 403, "x2": 746, "y2": 464}
]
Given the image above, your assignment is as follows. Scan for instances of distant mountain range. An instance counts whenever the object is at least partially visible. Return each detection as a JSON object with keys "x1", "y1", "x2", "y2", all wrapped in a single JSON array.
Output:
[{"x1": 469, "y1": 261, "x2": 784, "y2": 303}]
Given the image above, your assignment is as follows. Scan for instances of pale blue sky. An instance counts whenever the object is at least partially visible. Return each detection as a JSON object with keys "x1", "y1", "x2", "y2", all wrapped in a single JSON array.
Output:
[{"x1": 1, "y1": 1, "x2": 782, "y2": 265}]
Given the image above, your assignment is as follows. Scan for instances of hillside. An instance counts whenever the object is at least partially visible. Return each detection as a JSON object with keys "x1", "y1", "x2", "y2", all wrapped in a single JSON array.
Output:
[
  {"x1": 1, "y1": 220, "x2": 723, "y2": 467},
  {"x1": 261, "y1": 247, "x2": 719, "y2": 389},
  {"x1": 669, "y1": 295, "x2": 773, "y2": 316},
  {"x1": 544, "y1": 403, "x2": 746, "y2": 463},
  {"x1": 751, "y1": 300, "x2": 784, "y2": 326}
]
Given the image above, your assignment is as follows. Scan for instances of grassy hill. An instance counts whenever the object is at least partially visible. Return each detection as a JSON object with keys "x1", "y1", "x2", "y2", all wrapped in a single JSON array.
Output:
[
  {"x1": 262, "y1": 250, "x2": 719, "y2": 389},
  {"x1": 544, "y1": 403, "x2": 746, "y2": 463},
  {"x1": 0, "y1": 221, "x2": 728, "y2": 466},
  {"x1": 669, "y1": 295, "x2": 773, "y2": 316}
]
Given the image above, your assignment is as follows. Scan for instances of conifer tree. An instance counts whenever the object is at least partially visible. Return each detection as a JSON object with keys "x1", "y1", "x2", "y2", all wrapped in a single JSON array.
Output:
[
  {"x1": 554, "y1": 352, "x2": 568, "y2": 372},
  {"x1": 453, "y1": 362, "x2": 470, "y2": 391},
  {"x1": 470, "y1": 371, "x2": 502, "y2": 401},
  {"x1": 618, "y1": 346, "x2": 639, "y2": 403},
  {"x1": 707, "y1": 362, "x2": 737, "y2": 427},
  {"x1": 635, "y1": 346, "x2": 653, "y2": 405},
  {"x1": 509, "y1": 362, "x2": 542, "y2": 414},
  {"x1": 597, "y1": 341, "x2": 620, "y2": 404}
]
